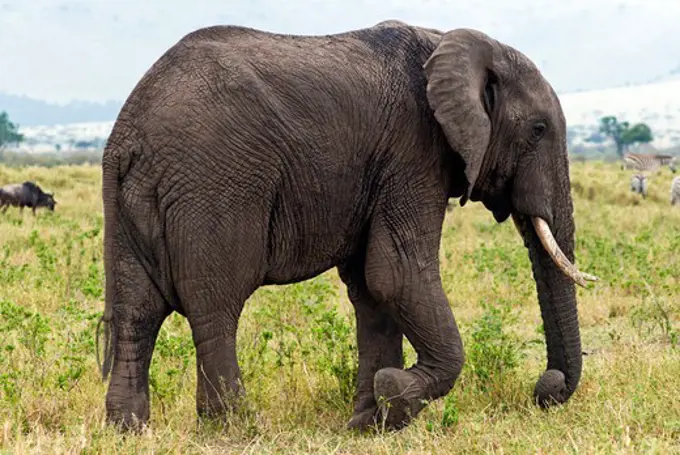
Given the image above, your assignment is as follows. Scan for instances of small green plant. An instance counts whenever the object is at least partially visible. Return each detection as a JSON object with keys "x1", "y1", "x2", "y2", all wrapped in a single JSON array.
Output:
[
  {"x1": 305, "y1": 303, "x2": 358, "y2": 406},
  {"x1": 629, "y1": 292, "x2": 678, "y2": 346},
  {"x1": 0, "y1": 244, "x2": 29, "y2": 285},
  {"x1": 463, "y1": 299, "x2": 526, "y2": 395},
  {"x1": 80, "y1": 261, "x2": 103, "y2": 300},
  {"x1": 28, "y1": 230, "x2": 58, "y2": 275},
  {"x1": 238, "y1": 275, "x2": 359, "y2": 415},
  {"x1": 0, "y1": 299, "x2": 51, "y2": 358},
  {"x1": 426, "y1": 393, "x2": 460, "y2": 433}
]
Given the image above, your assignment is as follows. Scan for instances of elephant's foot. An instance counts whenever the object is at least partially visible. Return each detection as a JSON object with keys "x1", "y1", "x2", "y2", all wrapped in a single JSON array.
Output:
[
  {"x1": 196, "y1": 406, "x2": 230, "y2": 430},
  {"x1": 346, "y1": 406, "x2": 380, "y2": 432},
  {"x1": 345, "y1": 390, "x2": 380, "y2": 432},
  {"x1": 373, "y1": 367, "x2": 429, "y2": 431},
  {"x1": 195, "y1": 383, "x2": 246, "y2": 427},
  {"x1": 534, "y1": 369, "x2": 569, "y2": 408},
  {"x1": 196, "y1": 400, "x2": 239, "y2": 421},
  {"x1": 105, "y1": 391, "x2": 150, "y2": 433}
]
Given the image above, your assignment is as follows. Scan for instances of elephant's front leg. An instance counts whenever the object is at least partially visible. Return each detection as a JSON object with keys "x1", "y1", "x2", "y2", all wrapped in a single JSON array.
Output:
[
  {"x1": 338, "y1": 262, "x2": 404, "y2": 431},
  {"x1": 167, "y1": 200, "x2": 267, "y2": 422},
  {"x1": 362, "y1": 209, "x2": 465, "y2": 430}
]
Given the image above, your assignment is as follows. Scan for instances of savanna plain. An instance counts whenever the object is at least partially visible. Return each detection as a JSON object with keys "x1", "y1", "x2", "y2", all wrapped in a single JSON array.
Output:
[{"x1": 0, "y1": 161, "x2": 678, "y2": 454}]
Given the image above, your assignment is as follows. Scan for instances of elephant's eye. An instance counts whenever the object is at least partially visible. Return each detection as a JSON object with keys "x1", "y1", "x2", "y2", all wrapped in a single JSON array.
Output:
[{"x1": 531, "y1": 122, "x2": 547, "y2": 141}]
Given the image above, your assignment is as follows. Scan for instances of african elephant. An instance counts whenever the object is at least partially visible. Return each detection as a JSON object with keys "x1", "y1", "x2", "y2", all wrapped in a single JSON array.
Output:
[{"x1": 97, "y1": 19, "x2": 598, "y2": 432}]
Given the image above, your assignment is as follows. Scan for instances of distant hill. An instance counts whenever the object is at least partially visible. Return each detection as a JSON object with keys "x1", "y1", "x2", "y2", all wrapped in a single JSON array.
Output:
[
  {"x1": 6, "y1": 76, "x2": 680, "y2": 155},
  {"x1": 561, "y1": 75, "x2": 680, "y2": 152},
  {"x1": 0, "y1": 93, "x2": 122, "y2": 127}
]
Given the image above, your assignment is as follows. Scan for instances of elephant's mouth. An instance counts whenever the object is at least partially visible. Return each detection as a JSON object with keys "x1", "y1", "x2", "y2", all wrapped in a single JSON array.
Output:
[
  {"x1": 477, "y1": 190, "x2": 512, "y2": 223},
  {"x1": 511, "y1": 214, "x2": 598, "y2": 288}
]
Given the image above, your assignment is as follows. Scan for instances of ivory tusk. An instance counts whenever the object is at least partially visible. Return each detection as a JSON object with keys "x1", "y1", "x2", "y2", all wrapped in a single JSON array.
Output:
[{"x1": 530, "y1": 217, "x2": 599, "y2": 288}]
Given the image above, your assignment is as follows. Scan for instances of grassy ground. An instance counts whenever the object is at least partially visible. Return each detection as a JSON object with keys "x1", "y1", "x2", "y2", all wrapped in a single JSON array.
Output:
[{"x1": 0, "y1": 161, "x2": 678, "y2": 454}]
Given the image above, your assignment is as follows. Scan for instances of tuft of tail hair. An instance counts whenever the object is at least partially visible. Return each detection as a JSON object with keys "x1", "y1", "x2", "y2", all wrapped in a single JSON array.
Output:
[{"x1": 95, "y1": 313, "x2": 114, "y2": 380}]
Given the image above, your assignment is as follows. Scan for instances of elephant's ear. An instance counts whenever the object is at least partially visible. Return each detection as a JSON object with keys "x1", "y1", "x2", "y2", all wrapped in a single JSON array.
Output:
[{"x1": 423, "y1": 28, "x2": 498, "y2": 205}]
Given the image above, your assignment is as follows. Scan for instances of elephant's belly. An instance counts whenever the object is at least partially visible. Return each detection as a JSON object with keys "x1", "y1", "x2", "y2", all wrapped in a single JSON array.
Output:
[
  {"x1": 262, "y1": 232, "x2": 355, "y2": 285},
  {"x1": 262, "y1": 260, "x2": 338, "y2": 286},
  {"x1": 262, "y1": 208, "x2": 361, "y2": 286}
]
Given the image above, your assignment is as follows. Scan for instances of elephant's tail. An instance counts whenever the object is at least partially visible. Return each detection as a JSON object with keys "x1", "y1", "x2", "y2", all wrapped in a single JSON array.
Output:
[
  {"x1": 96, "y1": 136, "x2": 132, "y2": 381},
  {"x1": 95, "y1": 308, "x2": 114, "y2": 381}
]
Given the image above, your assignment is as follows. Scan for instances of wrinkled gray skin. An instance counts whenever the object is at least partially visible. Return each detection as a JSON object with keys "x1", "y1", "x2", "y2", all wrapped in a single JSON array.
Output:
[
  {"x1": 0, "y1": 181, "x2": 56, "y2": 214},
  {"x1": 98, "y1": 20, "x2": 585, "y2": 432}
]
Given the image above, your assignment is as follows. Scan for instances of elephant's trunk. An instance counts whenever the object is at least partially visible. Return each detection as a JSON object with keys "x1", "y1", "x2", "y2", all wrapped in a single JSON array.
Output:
[{"x1": 513, "y1": 212, "x2": 584, "y2": 407}]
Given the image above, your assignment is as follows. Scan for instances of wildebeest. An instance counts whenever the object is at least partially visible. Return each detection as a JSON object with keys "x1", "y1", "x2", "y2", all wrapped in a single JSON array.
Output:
[{"x1": 0, "y1": 181, "x2": 57, "y2": 214}]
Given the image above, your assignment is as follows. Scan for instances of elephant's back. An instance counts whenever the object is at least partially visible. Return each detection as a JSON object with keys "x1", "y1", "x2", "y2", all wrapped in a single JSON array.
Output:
[{"x1": 112, "y1": 23, "x2": 383, "y2": 145}]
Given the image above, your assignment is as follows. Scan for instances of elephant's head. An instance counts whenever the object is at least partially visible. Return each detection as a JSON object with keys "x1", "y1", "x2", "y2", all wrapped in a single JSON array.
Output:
[{"x1": 422, "y1": 29, "x2": 598, "y2": 407}]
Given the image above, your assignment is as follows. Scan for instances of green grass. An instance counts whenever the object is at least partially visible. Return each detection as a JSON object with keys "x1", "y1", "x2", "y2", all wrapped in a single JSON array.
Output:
[{"x1": 0, "y1": 161, "x2": 678, "y2": 454}]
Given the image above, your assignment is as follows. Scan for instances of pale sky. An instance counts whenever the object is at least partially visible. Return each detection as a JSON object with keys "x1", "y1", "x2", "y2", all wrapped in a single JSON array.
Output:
[{"x1": 1, "y1": 0, "x2": 678, "y2": 104}]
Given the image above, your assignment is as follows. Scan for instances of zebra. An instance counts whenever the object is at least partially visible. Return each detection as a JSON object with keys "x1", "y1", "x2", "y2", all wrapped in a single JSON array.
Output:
[
  {"x1": 671, "y1": 176, "x2": 680, "y2": 206},
  {"x1": 630, "y1": 173, "x2": 648, "y2": 199},
  {"x1": 622, "y1": 152, "x2": 677, "y2": 173}
]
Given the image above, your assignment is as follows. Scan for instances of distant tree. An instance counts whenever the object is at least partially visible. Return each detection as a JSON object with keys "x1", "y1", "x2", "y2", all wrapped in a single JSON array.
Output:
[
  {"x1": 0, "y1": 111, "x2": 24, "y2": 150},
  {"x1": 621, "y1": 122, "x2": 653, "y2": 150},
  {"x1": 598, "y1": 116, "x2": 629, "y2": 157},
  {"x1": 74, "y1": 140, "x2": 94, "y2": 149},
  {"x1": 598, "y1": 116, "x2": 655, "y2": 157}
]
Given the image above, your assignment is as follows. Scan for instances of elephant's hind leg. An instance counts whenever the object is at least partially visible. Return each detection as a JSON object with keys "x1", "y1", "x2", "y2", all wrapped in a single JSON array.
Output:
[
  {"x1": 105, "y1": 234, "x2": 171, "y2": 431},
  {"x1": 338, "y1": 260, "x2": 404, "y2": 432},
  {"x1": 168, "y1": 208, "x2": 265, "y2": 423},
  {"x1": 182, "y1": 282, "x2": 248, "y2": 422}
]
